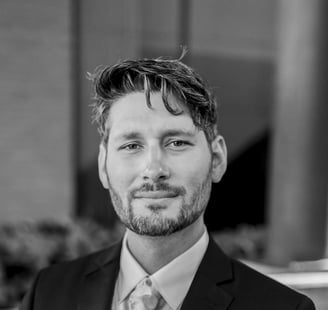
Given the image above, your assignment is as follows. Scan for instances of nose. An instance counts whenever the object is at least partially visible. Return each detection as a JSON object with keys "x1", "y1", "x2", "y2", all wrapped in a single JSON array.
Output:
[{"x1": 141, "y1": 146, "x2": 170, "y2": 182}]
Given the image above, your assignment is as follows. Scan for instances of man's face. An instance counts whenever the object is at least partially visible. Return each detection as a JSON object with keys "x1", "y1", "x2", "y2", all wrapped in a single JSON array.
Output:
[{"x1": 98, "y1": 92, "x2": 226, "y2": 236}]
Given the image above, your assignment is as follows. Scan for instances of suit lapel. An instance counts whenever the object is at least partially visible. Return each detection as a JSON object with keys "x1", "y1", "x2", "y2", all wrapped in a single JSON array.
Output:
[
  {"x1": 76, "y1": 236, "x2": 234, "y2": 310},
  {"x1": 181, "y1": 238, "x2": 234, "y2": 310},
  {"x1": 78, "y1": 241, "x2": 122, "y2": 310}
]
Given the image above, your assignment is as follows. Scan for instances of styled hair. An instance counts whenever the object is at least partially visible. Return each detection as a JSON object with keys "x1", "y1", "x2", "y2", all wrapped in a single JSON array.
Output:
[{"x1": 89, "y1": 55, "x2": 219, "y2": 144}]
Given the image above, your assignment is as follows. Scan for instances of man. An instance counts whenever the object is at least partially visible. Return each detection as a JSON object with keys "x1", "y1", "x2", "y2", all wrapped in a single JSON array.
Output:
[{"x1": 20, "y1": 56, "x2": 315, "y2": 310}]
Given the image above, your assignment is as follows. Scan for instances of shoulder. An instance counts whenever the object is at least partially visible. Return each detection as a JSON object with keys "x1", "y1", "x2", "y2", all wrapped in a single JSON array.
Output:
[
  {"x1": 38, "y1": 240, "x2": 122, "y2": 280},
  {"x1": 228, "y1": 258, "x2": 315, "y2": 309},
  {"x1": 204, "y1": 238, "x2": 315, "y2": 309},
  {"x1": 20, "y1": 241, "x2": 122, "y2": 309}
]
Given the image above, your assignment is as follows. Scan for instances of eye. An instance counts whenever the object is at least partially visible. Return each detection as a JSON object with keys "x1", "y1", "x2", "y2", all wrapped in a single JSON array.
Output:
[
  {"x1": 120, "y1": 143, "x2": 142, "y2": 151},
  {"x1": 171, "y1": 140, "x2": 186, "y2": 147},
  {"x1": 167, "y1": 140, "x2": 191, "y2": 149}
]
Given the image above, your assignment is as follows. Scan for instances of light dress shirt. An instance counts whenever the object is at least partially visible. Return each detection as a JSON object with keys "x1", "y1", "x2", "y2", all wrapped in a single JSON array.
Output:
[{"x1": 111, "y1": 228, "x2": 209, "y2": 310}]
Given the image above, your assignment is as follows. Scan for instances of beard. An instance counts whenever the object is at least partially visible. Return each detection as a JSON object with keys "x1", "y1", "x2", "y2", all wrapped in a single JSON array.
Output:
[{"x1": 106, "y1": 171, "x2": 212, "y2": 237}]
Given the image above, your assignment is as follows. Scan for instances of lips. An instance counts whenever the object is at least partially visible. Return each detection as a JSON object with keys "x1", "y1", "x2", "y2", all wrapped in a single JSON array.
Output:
[{"x1": 133, "y1": 191, "x2": 178, "y2": 199}]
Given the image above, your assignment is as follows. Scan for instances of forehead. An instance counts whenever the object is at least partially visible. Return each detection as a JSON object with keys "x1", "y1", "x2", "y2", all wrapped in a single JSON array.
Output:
[{"x1": 107, "y1": 92, "x2": 198, "y2": 138}]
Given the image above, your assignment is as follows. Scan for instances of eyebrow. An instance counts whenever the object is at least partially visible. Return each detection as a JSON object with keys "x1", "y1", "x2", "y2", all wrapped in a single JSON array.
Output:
[
  {"x1": 161, "y1": 129, "x2": 196, "y2": 138},
  {"x1": 113, "y1": 129, "x2": 197, "y2": 142},
  {"x1": 114, "y1": 132, "x2": 143, "y2": 142}
]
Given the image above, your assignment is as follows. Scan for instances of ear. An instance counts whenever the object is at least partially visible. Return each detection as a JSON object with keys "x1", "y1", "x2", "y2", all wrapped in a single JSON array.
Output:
[
  {"x1": 210, "y1": 135, "x2": 227, "y2": 183},
  {"x1": 98, "y1": 143, "x2": 109, "y2": 189}
]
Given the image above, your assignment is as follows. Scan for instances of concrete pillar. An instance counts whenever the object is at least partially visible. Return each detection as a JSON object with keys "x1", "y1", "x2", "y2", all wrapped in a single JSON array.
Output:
[{"x1": 267, "y1": 0, "x2": 328, "y2": 264}]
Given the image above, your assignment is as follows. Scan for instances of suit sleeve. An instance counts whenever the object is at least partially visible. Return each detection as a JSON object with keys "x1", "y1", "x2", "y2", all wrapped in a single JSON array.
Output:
[
  {"x1": 19, "y1": 271, "x2": 42, "y2": 310},
  {"x1": 296, "y1": 295, "x2": 316, "y2": 310}
]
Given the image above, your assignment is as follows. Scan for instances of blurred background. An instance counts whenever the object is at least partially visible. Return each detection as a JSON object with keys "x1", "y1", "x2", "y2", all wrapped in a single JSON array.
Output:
[{"x1": 1, "y1": 0, "x2": 328, "y2": 308}]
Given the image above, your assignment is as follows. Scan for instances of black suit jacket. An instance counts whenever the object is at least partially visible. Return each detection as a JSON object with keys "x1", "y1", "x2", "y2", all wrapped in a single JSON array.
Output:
[{"x1": 20, "y1": 238, "x2": 315, "y2": 310}]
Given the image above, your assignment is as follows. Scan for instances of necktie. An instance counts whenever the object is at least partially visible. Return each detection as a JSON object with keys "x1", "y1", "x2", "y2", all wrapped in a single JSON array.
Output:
[{"x1": 128, "y1": 277, "x2": 166, "y2": 310}]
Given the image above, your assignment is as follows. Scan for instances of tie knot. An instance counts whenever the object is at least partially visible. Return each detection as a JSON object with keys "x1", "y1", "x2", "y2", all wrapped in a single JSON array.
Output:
[{"x1": 128, "y1": 277, "x2": 164, "y2": 310}]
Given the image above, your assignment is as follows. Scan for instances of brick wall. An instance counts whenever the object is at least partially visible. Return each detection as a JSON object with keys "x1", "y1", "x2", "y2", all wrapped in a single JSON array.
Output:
[{"x1": 0, "y1": 0, "x2": 72, "y2": 221}]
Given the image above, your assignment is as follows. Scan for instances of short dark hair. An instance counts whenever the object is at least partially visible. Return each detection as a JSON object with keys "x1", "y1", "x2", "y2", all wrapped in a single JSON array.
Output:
[{"x1": 89, "y1": 55, "x2": 219, "y2": 144}]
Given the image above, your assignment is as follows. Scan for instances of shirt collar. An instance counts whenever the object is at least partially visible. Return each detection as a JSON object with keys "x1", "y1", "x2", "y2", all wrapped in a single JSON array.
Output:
[
  {"x1": 118, "y1": 228, "x2": 209, "y2": 310},
  {"x1": 118, "y1": 233, "x2": 148, "y2": 303}
]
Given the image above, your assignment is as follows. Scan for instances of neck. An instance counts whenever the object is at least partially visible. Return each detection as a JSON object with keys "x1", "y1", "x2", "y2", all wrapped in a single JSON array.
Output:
[{"x1": 125, "y1": 216, "x2": 205, "y2": 274}]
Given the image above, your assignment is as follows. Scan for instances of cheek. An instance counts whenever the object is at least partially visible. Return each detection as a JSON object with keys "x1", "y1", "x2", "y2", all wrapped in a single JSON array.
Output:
[
  {"x1": 173, "y1": 154, "x2": 211, "y2": 187},
  {"x1": 106, "y1": 156, "x2": 136, "y2": 192},
  {"x1": 176, "y1": 150, "x2": 211, "y2": 175}
]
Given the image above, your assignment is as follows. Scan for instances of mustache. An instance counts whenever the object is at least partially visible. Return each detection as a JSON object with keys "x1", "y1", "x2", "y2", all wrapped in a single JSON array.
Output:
[{"x1": 130, "y1": 183, "x2": 186, "y2": 197}]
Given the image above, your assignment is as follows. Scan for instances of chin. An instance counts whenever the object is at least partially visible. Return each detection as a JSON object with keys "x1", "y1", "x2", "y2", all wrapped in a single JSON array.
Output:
[
  {"x1": 129, "y1": 222, "x2": 187, "y2": 237},
  {"x1": 126, "y1": 210, "x2": 201, "y2": 237}
]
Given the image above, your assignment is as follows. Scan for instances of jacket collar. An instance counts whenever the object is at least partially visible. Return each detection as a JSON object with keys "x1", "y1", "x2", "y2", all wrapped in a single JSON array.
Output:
[
  {"x1": 78, "y1": 241, "x2": 122, "y2": 310},
  {"x1": 181, "y1": 237, "x2": 234, "y2": 310},
  {"x1": 77, "y1": 236, "x2": 234, "y2": 310},
  {"x1": 84, "y1": 240, "x2": 122, "y2": 275}
]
